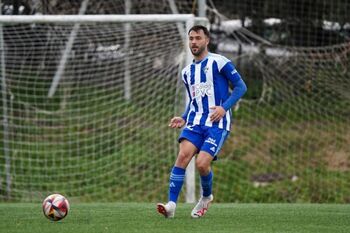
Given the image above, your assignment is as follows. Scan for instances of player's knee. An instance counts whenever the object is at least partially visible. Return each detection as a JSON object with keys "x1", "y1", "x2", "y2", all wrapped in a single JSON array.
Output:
[
  {"x1": 195, "y1": 159, "x2": 210, "y2": 175},
  {"x1": 175, "y1": 151, "x2": 192, "y2": 168}
]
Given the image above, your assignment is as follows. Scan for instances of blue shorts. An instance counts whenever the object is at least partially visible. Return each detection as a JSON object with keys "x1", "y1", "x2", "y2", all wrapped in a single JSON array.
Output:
[{"x1": 178, "y1": 124, "x2": 229, "y2": 160}]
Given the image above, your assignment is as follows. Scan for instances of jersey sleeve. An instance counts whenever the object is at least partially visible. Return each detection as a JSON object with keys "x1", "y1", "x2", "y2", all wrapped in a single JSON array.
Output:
[{"x1": 220, "y1": 61, "x2": 247, "y2": 111}]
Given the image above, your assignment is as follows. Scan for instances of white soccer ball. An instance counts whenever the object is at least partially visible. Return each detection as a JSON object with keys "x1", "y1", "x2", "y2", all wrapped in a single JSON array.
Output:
[{"x1": 42, "y1": 193, "x2": 70, "y2": 221}]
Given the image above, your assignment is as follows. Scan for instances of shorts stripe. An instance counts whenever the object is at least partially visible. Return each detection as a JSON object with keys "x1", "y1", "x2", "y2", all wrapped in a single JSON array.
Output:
[{"x1": 215, "y1": 130, "x2": 228, "y2": 156}]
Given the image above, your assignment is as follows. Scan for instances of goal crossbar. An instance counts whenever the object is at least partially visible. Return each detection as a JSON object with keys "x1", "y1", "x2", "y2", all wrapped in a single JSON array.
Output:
[{"x1": 0, "y1": 14, "x2": 207, "y2": 24}]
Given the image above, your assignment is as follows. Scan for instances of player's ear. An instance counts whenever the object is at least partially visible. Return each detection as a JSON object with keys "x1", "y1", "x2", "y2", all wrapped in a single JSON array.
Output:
[{"x1": 206, "y1": 36, "x2": 210, "y2": 46}]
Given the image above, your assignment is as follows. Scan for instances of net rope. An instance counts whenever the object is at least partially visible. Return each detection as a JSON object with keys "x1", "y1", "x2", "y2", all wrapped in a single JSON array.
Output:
[{"x1": 0, "y1": 21, "x2": 186, "y2": 201}]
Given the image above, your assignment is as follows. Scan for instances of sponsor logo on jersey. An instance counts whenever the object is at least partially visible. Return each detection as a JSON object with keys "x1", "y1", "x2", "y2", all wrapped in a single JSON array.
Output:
[{"x1": 191, "y1": 81, "x2": 213, "y2": 100}]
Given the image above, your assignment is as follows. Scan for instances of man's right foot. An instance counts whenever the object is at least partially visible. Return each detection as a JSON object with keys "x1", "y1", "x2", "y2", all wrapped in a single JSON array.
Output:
[{"x1": 156, "y1": 201, "x2": 176, "y2": 218}]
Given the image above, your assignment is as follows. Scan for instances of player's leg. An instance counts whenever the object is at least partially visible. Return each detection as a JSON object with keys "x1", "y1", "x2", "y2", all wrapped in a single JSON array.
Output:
[
  {"x1": 157, "y1": 139, "x2": 198, "y2": 218},
  {"x1": 197, "y1": 151, "x2": 214, "y2": 197},
  {"x1": 191, "y1": 127, "x2": 229, "y2": 218},
  {"x1": 169, "y1": 140, "x2": 197, "y2": 204},
  {"x1": 191, "y1": 151, "x2": 214, "y2": 218}
]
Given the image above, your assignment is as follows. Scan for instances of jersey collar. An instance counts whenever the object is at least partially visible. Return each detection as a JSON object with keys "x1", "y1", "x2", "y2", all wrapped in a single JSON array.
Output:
[{"x1": 193, "y1": 53, "x2": 209, "y2": 64}]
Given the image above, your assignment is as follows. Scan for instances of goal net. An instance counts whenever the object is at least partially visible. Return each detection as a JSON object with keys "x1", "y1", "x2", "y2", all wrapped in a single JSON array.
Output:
[
  {"x1": 207, "y1": 1, "x2": 350, "y2": 203},
  {"x1": 215, "y1": 43, "x2": 350, "y2": 203},
  {"x1": 0, "y1": 14, "x2": 197, "y2": 202},
  {"x1": 1, "y1": 0, "x2": 350, "y2": 204}
]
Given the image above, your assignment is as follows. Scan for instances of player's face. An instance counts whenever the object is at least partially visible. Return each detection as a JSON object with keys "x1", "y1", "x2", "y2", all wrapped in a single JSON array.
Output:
[{"x1": 189, "y1": 30, "x2": 209, "y2": 56}]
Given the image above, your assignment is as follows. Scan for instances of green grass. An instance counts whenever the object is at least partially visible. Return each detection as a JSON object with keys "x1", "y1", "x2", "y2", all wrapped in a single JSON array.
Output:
[{"x1": 1, "y1": 203, "x2": 350, "y2": 233}]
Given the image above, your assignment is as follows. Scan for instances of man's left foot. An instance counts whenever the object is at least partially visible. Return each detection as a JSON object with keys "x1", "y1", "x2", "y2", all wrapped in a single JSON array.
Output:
[{"x1": 191, "y1": 194, "x2": 213, "y2": 218}]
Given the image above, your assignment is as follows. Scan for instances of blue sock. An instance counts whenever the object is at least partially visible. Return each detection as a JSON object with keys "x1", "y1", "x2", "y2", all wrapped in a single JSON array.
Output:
[
  {"x1": 201, "y1": 170, "x2": 213, "y2": 197},
  {"x1": 168, "y1": 166, "x2": 186, "y2": 203}
]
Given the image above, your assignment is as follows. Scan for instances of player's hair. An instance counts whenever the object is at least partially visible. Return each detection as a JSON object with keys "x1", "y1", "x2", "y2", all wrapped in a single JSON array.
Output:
[{"x1": 188, "y1": 25, "x2": 210, "y2": 38}]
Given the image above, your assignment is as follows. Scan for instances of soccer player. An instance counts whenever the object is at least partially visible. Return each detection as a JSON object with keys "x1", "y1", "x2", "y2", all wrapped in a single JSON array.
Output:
[{"x1": 157, "y1": 25, "x2": 247, "y2": 218}]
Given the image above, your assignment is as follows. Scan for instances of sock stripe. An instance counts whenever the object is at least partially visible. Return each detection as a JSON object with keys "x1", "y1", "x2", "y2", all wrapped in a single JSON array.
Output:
[
  {"x1": 170, "y1": 177, "x2": 185, "y2": 181},
  {"x1": 170, "y1": 178, "x2": 185, "y2": 181},
  {"x1": 170, "y1": 175, "x2": 185, "y2": 179},
  {"x1": 170, "y1": 178, "x2": 184, "y2": 182},
  {"x1": 170, "y1": 174, "x2": 185, "y2": 177}
]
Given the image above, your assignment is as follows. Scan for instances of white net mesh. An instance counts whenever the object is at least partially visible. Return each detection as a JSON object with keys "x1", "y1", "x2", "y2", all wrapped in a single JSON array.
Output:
[
  {"x1": 215, "y1": 43, "x2": 350, "y2": 202},
  {"x1": 0, "y1": 19, "x2": 188, "y2": 201},
  {"x1": 206, "y1": 0, "x2": 350, "y2": 203}
]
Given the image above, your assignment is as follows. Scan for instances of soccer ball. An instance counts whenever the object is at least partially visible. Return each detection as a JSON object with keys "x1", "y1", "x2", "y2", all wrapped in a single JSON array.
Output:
[{"x1": 42, "y1": 194, "x2": 70, "y2": 221}]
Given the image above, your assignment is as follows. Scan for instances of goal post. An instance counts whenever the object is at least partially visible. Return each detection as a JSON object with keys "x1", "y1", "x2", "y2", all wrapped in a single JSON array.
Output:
[{"x1": 0, "y1": 14, "x2": 207, "y2": 202}]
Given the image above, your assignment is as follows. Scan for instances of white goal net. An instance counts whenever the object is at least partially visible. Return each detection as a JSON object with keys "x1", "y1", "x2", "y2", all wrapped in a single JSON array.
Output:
[{"x1": 0, "y1": 14, "x2": 199, "y2": 202}]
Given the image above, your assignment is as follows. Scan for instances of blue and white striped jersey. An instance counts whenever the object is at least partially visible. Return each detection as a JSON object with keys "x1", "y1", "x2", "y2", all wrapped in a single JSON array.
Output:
[{"x1": 181, "y1": 52, "x2": 247, "y2": 131}]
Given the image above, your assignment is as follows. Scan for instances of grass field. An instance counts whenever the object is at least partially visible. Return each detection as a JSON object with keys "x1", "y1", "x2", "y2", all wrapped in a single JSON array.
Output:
[{"x1": 1, "y1": 203, "x2": 350, "y2": 233}]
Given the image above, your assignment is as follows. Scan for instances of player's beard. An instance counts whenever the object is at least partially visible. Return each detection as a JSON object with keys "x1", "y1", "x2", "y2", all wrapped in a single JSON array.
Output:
[{"x1": 191, "y1": 44, "x2": 206, "y2": 56}]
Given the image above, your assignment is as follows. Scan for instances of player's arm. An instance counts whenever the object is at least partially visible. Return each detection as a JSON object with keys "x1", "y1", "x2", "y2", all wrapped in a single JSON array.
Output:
[
  {"x1": 210, "y1": 62, "x2": 247, "y2": 122},
  {"x1": 220, "y1": 62, "x2": 247, "y2": 111}
]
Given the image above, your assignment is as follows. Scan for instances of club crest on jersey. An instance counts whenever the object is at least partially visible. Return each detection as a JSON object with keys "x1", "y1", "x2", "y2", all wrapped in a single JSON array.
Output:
[
  {"x1": 202, "y1": 66, "x2": 209, "y2": 73},
  {"x1": 191, "y1": 81, "x2": 213, "y2": 100}
]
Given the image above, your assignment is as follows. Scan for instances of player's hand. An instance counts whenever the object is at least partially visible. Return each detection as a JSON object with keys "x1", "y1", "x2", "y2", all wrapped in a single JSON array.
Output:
[
  {"x1": 169, "y1": 117, "x2": 186, "y2": 128},
  {"x1": 210, "y1": 106, "x2": 226, "y2": 122}
]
